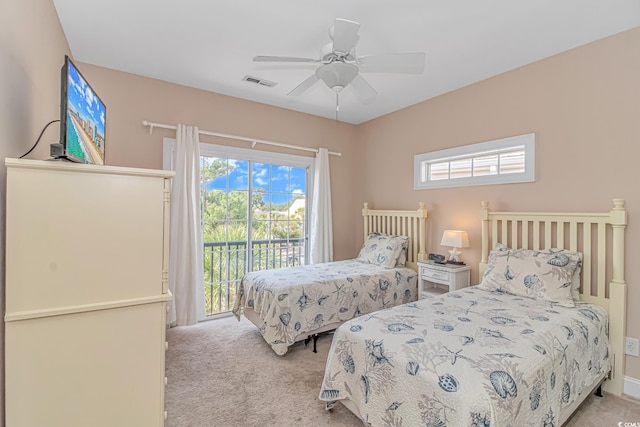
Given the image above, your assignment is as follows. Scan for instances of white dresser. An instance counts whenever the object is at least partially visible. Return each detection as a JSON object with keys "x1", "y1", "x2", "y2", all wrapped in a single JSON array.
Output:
[{"x1": 4, "y1": 158, "x2": 174, "y2": 427}]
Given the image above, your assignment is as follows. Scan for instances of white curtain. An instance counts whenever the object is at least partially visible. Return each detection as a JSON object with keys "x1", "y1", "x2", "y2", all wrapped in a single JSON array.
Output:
[
  {"x1": 309, "y1": 148, "x2": 333, "y2": 264},
  {"x1": 167, "y1": 124, "x2": 205, "y2": 326}
]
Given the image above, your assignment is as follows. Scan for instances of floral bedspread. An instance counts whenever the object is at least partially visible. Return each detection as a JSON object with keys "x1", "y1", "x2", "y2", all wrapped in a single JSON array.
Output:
[
  {"x1": 232, "y1": 260, "x2": 418, "y2": 356},
  {"x1": 320, "y1": 287, "x2": 610, "y2": 426}
]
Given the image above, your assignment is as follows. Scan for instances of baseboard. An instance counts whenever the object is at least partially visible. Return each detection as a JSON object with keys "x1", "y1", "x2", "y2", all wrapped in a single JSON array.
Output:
[{"x1": 624, "y1": 376, "x2": 640, "y2": 399}]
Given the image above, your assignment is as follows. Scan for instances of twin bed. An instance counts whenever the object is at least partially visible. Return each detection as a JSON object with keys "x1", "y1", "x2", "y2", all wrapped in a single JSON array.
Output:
[
  {"x1": 232, "y1": 202, "x2": 429, "y2": 355},
  {"x1": 319, "y1": 199, "x2": 627, "y2": 426},
  {"x1": 233, "y1": 199, "x2": 627, "y2": 425}
]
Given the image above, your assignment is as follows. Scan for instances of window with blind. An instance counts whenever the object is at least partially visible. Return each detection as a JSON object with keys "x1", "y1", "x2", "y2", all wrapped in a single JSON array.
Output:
[{"x1": 414, "y1": 133, "x2": 535, "y2": 189}]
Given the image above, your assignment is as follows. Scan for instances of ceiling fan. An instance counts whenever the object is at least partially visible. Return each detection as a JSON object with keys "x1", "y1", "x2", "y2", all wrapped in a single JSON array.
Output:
[{"x1": 253, "y1": 18, "x2": 426, "y2": 106}]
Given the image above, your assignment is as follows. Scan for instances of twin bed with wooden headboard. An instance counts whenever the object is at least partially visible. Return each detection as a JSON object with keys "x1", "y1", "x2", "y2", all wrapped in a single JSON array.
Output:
[
  {"x1": 231, "y1": 198, "x2": 626, "y2": 423},
  {"x1": 232, "y1": 203, "x2": 428, "y2": 355},
  {"x1": 320, "y1": 199, "x2": 626, "y2": 426},
  {"x1": 478, "y1": 199, "x2": 628, "y2": 396}
]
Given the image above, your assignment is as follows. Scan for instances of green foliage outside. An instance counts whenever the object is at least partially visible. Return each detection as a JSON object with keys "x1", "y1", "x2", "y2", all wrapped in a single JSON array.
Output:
[{"x1": 201, "y1": 158, "x2": 306, "y2": 315}]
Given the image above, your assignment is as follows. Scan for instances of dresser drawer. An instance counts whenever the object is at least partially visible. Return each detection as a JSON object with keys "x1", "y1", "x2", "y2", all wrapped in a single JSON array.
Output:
[{"x1": 421, "y1": 266, "x2": 450, "y2": 283}]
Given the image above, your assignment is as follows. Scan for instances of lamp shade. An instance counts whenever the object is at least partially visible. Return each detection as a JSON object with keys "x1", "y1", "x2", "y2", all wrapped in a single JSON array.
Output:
[{"x1": 440, "y1": 230, "x2": 470, "y2": 248}]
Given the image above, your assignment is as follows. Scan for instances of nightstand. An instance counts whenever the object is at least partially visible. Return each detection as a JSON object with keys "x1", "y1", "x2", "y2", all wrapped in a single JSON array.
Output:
[{"x1": 418, "y1": 261, "x2": 471, "y2": 299}]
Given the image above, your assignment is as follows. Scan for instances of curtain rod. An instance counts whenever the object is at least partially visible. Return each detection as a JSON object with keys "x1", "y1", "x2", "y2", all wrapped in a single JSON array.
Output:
[{"x1": 142, "y1": 120, "x2": 341, "y2": 157}]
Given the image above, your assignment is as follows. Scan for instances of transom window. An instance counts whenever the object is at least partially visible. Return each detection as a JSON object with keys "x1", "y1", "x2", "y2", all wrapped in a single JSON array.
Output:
[{"x1": 414, "y1": 133, "x2": 535, "y2": 189}]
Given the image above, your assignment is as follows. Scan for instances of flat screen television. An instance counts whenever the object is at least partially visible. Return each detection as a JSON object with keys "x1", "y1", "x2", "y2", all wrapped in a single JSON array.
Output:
[{"x1": 55, "y1": 55, "x2": 106, "y2": 164}]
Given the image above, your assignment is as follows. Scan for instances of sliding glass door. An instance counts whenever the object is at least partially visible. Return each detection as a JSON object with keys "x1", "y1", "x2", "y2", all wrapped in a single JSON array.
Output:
[
  {"x1": 201, "y1": 156, "x2": 249, "y2": 316},
  {"x1": 199, "y1": 145, "x2": 312, "y2": 316}
]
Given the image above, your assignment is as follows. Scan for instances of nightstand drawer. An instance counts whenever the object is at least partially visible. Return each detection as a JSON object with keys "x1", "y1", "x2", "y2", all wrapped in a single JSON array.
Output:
[
  {"x1": 417, "y1": 262, "x2": 471, "y2": 299},
  {"x1": 420, "y1": 266, "x2": 450, "y2": 283}
]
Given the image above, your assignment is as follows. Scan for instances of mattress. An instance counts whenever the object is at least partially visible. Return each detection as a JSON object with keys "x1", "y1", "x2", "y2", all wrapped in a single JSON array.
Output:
[
  {"x1": 319, "y1": 287, "x2": 610, "y2": 426},
  {"x1": 232, "y1": 259, "x2": 418, "y2": 355}
]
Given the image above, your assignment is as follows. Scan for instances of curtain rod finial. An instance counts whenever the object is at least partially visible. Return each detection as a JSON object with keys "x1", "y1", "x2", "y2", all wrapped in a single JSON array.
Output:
[
  {"x1": 142, "y1": 120, "x2": 153, "y2": 135},
  {"x1": 141, "y1": 120, "x2": 155, "y2": 134}
]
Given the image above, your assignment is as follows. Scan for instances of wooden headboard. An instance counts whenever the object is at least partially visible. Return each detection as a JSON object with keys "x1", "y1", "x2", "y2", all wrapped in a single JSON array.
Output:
[
  {"x1": 362, "y1": 202, "x2": 428, "y2": 271},
  {"x1": 479, "y1": 199, "x2": 627, "y2": 396}
]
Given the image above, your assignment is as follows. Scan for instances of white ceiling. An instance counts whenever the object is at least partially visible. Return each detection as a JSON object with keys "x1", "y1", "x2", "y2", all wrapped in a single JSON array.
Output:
[{"x1": 52, "y1": 1, "x2": 640, "y2": 125}]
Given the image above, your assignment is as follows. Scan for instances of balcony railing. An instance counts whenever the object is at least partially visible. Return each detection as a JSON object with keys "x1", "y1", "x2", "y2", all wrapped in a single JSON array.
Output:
[{"x1": 203, "y1": 238, "x2": 305, "y2": 316}]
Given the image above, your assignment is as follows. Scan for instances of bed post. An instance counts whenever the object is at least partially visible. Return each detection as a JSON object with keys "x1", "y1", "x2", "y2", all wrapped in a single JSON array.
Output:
[
  {"x1": 479, "y1": 201, "x2": 490, "y2": 283},
  {"x1": 417, "y1": 202, "x2": 428, "y2": 262},
  {"x1": 604, "y1": 198, "x2": 627, "y2": 396},
  {"x1": 362, "y1": 202, "x2": 370, "y2": 240}
]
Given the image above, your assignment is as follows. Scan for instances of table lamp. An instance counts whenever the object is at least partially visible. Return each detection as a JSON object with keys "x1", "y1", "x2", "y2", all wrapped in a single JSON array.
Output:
[{"x1": 440, "y1": 230, "x2": 470, "y2": 264}]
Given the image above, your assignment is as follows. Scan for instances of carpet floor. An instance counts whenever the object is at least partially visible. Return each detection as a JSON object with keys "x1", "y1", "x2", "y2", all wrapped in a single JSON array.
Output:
[{"x1": 165, "y1": 316, "x2": 640, "y2": 427}]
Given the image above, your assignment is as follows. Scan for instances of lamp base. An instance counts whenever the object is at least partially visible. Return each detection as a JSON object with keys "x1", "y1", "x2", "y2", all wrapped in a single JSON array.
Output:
[{"x1": 447, "y1": 247, "x2": 462, "y2": 262}]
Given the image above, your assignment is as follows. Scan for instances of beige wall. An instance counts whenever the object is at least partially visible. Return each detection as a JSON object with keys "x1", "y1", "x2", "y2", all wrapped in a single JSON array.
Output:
[
  {"x1": 2, "y1": 3, "x2": 639, "y2": 418},
  {"x1": 75, "y1": 63, "x2": 360, "y2": 261},
  {"x1": 356, "y1": 27, "x2": 640, "y2": 381},
  {"x1": 0, "y1": 0, "x2": 72, "y2": 423}
]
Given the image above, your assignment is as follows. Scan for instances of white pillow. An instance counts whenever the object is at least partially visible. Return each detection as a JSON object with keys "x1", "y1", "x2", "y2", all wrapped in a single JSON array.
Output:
[
  {"x1": 477, "y1": 243, "x2": 581, "y2": 307},
  {"x1": 357, "y1": 233, "x2": 408, "y2": 269}
]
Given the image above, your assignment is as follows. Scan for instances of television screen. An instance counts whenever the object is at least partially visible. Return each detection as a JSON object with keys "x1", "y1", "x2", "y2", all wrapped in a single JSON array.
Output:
[{"x1": 60, "y1": 55, "x2": 106, "y2": 164}]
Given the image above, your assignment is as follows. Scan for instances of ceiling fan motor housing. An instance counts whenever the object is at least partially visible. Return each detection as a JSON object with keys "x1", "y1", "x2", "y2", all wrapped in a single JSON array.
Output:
[{"x1": 320, "y1": 43, "x2": 355, "y2": 63}]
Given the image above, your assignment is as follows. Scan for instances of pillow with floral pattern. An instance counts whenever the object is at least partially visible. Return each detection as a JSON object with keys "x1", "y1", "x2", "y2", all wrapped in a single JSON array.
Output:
[
  {"x1": 395, "y1": 239, "x2": 409, "y2": 267},
  {"x1": 356, "y1": 232, "x2": 408, "y2": 269},
  {"x1": 477, "y1": 243, "x2": 581, "y2": 307}
]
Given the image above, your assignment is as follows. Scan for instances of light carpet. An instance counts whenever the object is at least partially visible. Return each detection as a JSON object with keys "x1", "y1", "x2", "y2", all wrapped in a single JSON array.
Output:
[{"x1": 165, "y1": 316, "x2": 640, "y2": 427}]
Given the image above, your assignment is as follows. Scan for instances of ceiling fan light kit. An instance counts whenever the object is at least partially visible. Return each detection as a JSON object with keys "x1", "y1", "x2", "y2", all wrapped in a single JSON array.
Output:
[{"x1": 316, "y1": 62, "x2": 358, "y2": 92}]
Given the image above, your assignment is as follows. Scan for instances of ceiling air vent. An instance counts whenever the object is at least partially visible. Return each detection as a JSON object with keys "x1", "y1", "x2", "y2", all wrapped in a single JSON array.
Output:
[{"x1": 242, "y1": 75, "x2": 277, "y2": 88}]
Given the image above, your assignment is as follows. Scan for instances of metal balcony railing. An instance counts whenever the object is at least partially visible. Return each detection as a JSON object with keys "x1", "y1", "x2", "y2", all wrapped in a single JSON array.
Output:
[{"x1": 203, "y1": 238, "x2": 305, "y2": 316}]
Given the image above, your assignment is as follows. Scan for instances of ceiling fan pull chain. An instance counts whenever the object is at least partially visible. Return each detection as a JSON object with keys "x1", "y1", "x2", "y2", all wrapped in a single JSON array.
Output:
[{"x1": 335, "y1": 92, "x2": 340, "y2": 121}]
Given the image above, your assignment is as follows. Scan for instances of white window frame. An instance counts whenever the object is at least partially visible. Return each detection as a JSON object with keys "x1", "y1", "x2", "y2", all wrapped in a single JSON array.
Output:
[
  {"x1": 162, "y1": 137, "x2": 316, "y2": 251},
  {"x1": 413, "y1": 133, "x2": 535, "y2": 190},
  {"x1": 162, "y1": 138, "x2": 315, "y2": 173}
]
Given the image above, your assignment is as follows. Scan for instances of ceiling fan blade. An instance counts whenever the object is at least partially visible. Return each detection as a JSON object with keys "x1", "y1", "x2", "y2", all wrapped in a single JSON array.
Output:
[
  {"x1": 349, "y1": 75, "x2": 377, "y2": 103},
  {"x1": 358, "y1": 52, "x2": 426, "y2": 74},
  {"x1": 253, "y1": 56, "x2": 318, "y2": 63},
  {"x1": 287, "y1": 74, "x2": 320, "y2": 96},
  {"x1": 332, "y1": 18, "x2": 360, "y2": 54}
]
